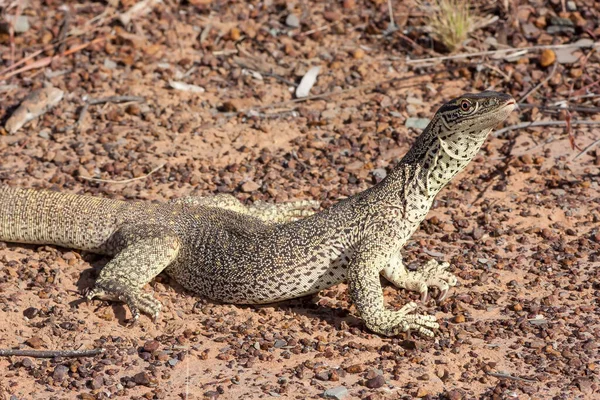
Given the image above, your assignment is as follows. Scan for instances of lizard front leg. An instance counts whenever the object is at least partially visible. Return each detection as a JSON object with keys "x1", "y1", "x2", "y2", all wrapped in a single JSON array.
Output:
[
  {"x1": 348, "y1": 242, "x2": 439, "y2": 337},
  {"x1": 86, "y1": 226, "x2": 181, "y2": 321},
  {"x1": 381, "y1": 253, "x2": 457, "y2": 303}
]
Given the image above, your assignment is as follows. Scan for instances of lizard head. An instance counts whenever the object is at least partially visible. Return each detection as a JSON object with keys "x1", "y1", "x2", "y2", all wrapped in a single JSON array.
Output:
[
  {"x1": 401, "y1": 91, "x2": 515, "y2": 195},
  {"x1": 431, "y1": 91, "x2": 516, "y2": 163}
]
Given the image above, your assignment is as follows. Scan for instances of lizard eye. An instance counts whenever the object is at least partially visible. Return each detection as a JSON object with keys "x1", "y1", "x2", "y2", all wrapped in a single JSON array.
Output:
[{"x1": 460, "y1": 99, "x2": 472, "y2": 112}]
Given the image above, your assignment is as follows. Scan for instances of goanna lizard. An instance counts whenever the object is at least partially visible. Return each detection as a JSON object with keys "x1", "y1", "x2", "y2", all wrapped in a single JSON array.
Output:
[{"x1": 0, "y1": 91, "x2": 515, "y2": 337}]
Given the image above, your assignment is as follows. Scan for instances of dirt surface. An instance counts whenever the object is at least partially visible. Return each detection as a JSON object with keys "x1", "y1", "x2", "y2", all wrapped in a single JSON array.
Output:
[{"x1": 1, "y1": 0, "x2": 599, "y2": 399}]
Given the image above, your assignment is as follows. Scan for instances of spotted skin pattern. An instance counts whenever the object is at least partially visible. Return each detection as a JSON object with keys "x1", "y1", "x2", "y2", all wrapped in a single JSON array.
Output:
[{"x1": 0, "y1": 92, "x2": 515, "y2": 337}]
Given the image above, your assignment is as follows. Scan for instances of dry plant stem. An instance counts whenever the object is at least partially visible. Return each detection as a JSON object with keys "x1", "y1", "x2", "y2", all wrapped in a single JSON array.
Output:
[
  {"x1": 573, "y1": 138, "x2": 600, "y2": 161},
  {"x1": 57, "y1": 8, "x2": 71, "y2": 55},
  {"x1": 407, "y1": 42, "x2": 600, "y2": 65},
  {"x1": 0, "y1": 36, "x2": 109, "y2": 81},
  {"x1": 79, "y1": 164, "x2": 165, "y2": 184},
  {"x1": 518, "y1": 103, "x2": 600, "y2": 114},
  {"x1": 0, "y1": 348, "x2": 105, "y2": 358},
  {"x1": 493, "y1": 120, "x2": 600, "y2": 137},
  {"x1": 518, "y1": 62, "x2": 558, "y2": 102},
  {"x1": 235, "y1": 75, "x2": 433, "y2": 115},
  {"x1": 8, "y1": 0, "x2": 23, "y2": 67},
  {"x1": 88, "y1": 95, "x2": 145, "y2": 105},
  {"x1": 487, "y1": 372, "x2": 536, "y2": 383}
]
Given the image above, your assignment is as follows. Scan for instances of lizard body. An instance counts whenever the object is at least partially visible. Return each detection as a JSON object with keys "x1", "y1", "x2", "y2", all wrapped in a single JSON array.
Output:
[{"x1": 0, "y1": 91, "x2": 515, "y2": 337}]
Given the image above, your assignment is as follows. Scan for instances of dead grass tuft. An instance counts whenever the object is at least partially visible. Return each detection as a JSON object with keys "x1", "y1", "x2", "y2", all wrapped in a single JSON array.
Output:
[{"x1": 419, "y1": 0, "x2": 476, "y2": 53}]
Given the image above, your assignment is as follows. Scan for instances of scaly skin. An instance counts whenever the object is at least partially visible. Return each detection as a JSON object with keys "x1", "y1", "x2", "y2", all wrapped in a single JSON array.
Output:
[{"x1": 0, "y1": 91, "x2": 515, "y2": 337}]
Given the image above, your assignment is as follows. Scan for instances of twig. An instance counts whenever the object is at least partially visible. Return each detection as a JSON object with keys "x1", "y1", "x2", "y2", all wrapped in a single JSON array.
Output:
[
  {"x1": 8, "y1": 0, "x2": 23, "y2": 67},
  {"x1": 573, "y1": 138, "x2": 600, "y2": 161},
  {"x1": 66, "y1": 96, "x2": 145, "y2": 132},
  {"x1": 237, "y1": 75, "x2": 432, "y2": 114},
  {"x1": 406, "y1": 41, "x2": 600, "y2": 64},
  {"x1": 493, "y1": 120, "x2": 600, "y2": 137},
  {"x1": 0, "y1": 348, "x2": 105, "y2": 358},
  {"x1": 0, "y1": 36, "x2": 109, "y2": 81},
  {"x1": 87, "y1": 95, "x2": 145, "y2": 105},
  {"x1": 518, "y1": 103, "x2": 600, "y2": 114},
  {"x1": 80, "y1": 163, "x2": 165, "y2": 184},
  {"x1": 487, "y1": 371, "x2": 536, "y2": 383},
  {"x1": 518, "y1": 62, "x2": 557, "y2": 102},
  {"x1": 387, "y1": 0, "x2": 396, "y2": 30},
  {"x1": 56, "y1": 7, "x2": 71, "y2": 55}
]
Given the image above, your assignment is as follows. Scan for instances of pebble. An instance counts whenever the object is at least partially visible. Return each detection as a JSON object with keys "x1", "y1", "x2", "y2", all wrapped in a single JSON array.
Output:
[
  {"x1": 345, "y1": 364, "x2": 363, "y2": 374},
  {"x1": 241, "y1": 180, "x2": 260, "y2": 192},
  {"x1": 323, "y1": 386, "x2": 349, "y2": 399},
  {"x1": 53, "y1": 365, "x2": 69, "y2": 381},
  {"x1": 9, "y1": 15, "x2": 30, "y2": 33},
  {"x1": 539, "y1": 49, "x2": 556, "y2": 67},
  {"x1": 365, "y1": 374, "x2": 385, "y2": 389},
  {"x1": 371, "y1": 168, "x2": 387, "y2": 180},
  {"x1": 286, "y1": 14, "x2": 300, "y2": 28},
  {"x1": 315, "y1": 370, "x2": 330, "y2": 381},
  {"x1": 405, "y1": 118, "x2": 430, "y2": 130},
  {"x1": 133, "y1": 371, "x2": 152, "y2": 386},
  {"x1": 353, "y1": 48, "x2": 365, "y2": 59},
  {"x1": 143, "y1": 340, "x2": 160, "y2": 352}
]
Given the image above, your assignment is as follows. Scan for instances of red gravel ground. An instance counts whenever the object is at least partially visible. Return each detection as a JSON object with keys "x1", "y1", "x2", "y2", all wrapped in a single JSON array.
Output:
[{"x1": 0, "y1": 0, "x2": 599, "y2": 399}]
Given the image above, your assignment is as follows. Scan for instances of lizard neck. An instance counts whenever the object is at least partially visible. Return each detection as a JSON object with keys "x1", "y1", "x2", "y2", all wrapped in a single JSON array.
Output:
[{"x1": 380, "y1": 118, "x2": 489, "y2": 221}]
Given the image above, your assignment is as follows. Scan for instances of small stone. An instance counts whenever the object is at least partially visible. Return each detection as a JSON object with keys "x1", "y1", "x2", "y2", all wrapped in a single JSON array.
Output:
[
  {"x1": 345, "y1": 364, "x2": 363, "y2": 374},
  {"x1": 90, "y1": 375, "x2": 104, "y2": 389},
  {"x1": 371, "y1": 168, "x2": 387, "y2": 181},
  {"x1": 168, "y1": 358, "x2": 179, "y2": 367},
  {"x1": 343, "y1": 0, "x2": 355, "y2": 9},
  {"x1": 9, "y1": 15, "x2": 30, "y2": 33},
  {"x1": 323, "y1": 386, "x2": 348, "y2": 399},
  {"x1": 37, "y1": 129, "x2": 51, "y2": 140},
  {"x1": 133, "y1": 371, "x2": 152, "y2": 386},
  {"x1": 53, "y1": 365, "x2": 69, "y2": 381},
  {"x1": 453, "y1": 314, "x2": 465, "y2": 323},
  {"x1": 315, "y1": 370, "x2": 330, "y2": 381},
  {"x1": 241, "y1": 180, "x2": 260, "y2": 193},
  {"x1": 472, "y1": 227, "x2": 484, "y2": 240},
  {"x1": 416, "y1": 388, "x2": 429, "y2": 397},
  {"x1": 274, "y1": 339, "x2": 287, "y2": 348},
  {"x1": 25, "y1": 336, "x2": 44, "y2": 349},
  {"x1": 405, "y1": 117, "x2": 430, "y2": 130},
  {"x1": 23, "y1": 307, "x2": 39, "y2": 319},
  {"x1": 103, "y1": 58, "x2": 117, "y2": 69},
  {"x1": 539, "y1": 49, "x2": 556, "y2": 67},
  {"x1": 512, "y1": 303, "x2": 523, "y2": 311},
  {"x1": 143, "y1": 340, "x2": 160, "y2": 352},
  {"x1": 21, "y1": 358, "x2": 34, "y2": 368},
  {"x1": 229, "y1": 27, "x2": 241, "y2": 41},
  {"x1": 446, "y1": 389, "x2": 464, "y2": 400},
  {"x1": 203, "y1": 390, "x2": 219, "y2": 399},
  {"x1": 365, "y1": 374, "x2": 385, "y2": 389},
  {"x1": 353, "y1": 48, "x2": 365, "y2": 59},
  {"x1": 566, "y1": 1, "x2": 576, "y2": 11},
  {"x1": 286, "y1": 14, "x2": 300, "y2": 28}
]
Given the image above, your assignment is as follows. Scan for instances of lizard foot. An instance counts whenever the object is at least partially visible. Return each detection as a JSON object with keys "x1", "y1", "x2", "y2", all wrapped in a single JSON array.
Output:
[
  {"x1": 403, "y1": 260, "x2": 457, "y2": 303},
  {"x1": 86, "y1": 280, "x2": 162, "y2": 322},
  {"x1": 368, "y1": 302, "x2": 439, "y2": 338}
]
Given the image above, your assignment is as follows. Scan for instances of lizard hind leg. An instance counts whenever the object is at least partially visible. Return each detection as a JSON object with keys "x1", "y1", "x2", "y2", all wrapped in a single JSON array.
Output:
[
  {"x1": 247, "y1": 200, "x2": 320, "y2": 223},
  {"x1": 86, "y1": 231, "x2": 181, "y2": 322}
]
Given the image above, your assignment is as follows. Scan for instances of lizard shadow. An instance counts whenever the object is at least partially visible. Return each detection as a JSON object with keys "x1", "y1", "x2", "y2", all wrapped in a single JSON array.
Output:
[
  {"x1": 71, "y1": 255, "x2": 132, "y2": 325},
  {"x1": 72, "y1": 254, "x2": 364, "y2": 329}
]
